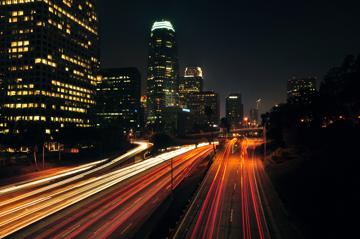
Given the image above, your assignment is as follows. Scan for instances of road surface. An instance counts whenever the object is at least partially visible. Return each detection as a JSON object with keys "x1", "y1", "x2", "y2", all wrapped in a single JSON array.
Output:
[
  {"x1": 0, "y1": 141, "x2": 151, "y2": 196},
  {"x1": 0, "y1": 142, "x2": 211, "y2": 238},
  {"x1": 173, "y1": 138, "x2": 298, "y2": 239},
  {"x1": 8, "y1": 144, "x2": 214, "y2": 239}
]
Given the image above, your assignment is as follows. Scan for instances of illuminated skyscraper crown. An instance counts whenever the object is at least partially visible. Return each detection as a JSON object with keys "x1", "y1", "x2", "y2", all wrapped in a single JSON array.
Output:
[
  {"x1": 185, "y1": 67, "x2": 203, "y2": 78},
  {"x1": 151, "y1": 20, "x2": 175, "y2": 32}
]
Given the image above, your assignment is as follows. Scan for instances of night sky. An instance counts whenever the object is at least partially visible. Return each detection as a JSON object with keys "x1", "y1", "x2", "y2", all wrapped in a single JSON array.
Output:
[{"x1": 98, "y1": 0, "x2": 360, "y2": 116}]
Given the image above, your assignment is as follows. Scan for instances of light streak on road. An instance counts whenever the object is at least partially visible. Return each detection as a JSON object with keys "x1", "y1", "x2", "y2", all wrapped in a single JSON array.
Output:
[
  {"x1": 0, "y1": 142, "x2": 211, "y2": 238},
  {"x1": 0, "y1": 161, "x2": 105, "y2": 195},
  {"x1": 0, "y1": 141, "x2": 151, "y2": 196},
  {"x1": 0, "y1": 141, "x2": 151, "y2": 208},
  {"x1": 189, "y1": 139, "x2": 235, "y2": 239},
  {"x1": 236, "y1": 139, "x2": 271, "y2": 239},
  {"x1": 8, "y1": 144, "x2": 214, "y2": 239},
  {"x1": 173, "y1": 138, "x2": 274, "y2": 239}
]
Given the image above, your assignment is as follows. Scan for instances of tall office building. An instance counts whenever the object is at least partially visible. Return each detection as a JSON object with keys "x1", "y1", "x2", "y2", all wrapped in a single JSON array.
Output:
[
  {"x1": 0, "y1": 0, "x2": 99, "y2": 138},
  {"x1": 187, "y1": 91, "x2": 220, "y2": 126},
  {"x1": 139, "y1": 95, "x2": 147, "y2": 130},
  {"x1": 96, "y1": 68, "x2": 141, "y2": 134},
  {"x1": 146, "y1": 20, "x2": 179, "y2": 125},
  {"x1": 249, "y1": 108, "x2": 259, "y2": 124},
  {"x1": 226, "y1": 93, "x2": 244, "y2": 129},
  {"x1": 179, "y1": 67, "x2": 203, "y2": 107},
  {"x1": 0, "y1": 74, "x2": 4, "y2": 132},
  {"x1": 287, "y1": 77, "x2": 316, "y2": 104}
]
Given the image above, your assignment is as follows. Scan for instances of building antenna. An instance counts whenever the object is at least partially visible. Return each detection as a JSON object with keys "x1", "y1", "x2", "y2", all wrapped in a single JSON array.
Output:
[{"x1": 256, "y1": 98, "x2": 262, "y2": 110}]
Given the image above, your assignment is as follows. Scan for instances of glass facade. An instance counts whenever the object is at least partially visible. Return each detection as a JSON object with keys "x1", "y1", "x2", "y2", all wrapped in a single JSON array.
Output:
[
  {"x1": 96, "y1": 68, "x2": 141, "y2": 134},
  {"x1": 187, "y1": 91, "x2": 220, "y2": 126},
  {"x1": 249, "y1": 108, "x2": 259, "y2": 124},
  {"x1": 226, "y1": 93, "x2": 244, "y2": 129},
  {"x1": 0, "y1": 0, "x2": 99, "y2": 136},
  {"x1": 287, "y1": 77, "x2": 316, "y2": 104},
  {"x1": 146, "y1": 20, "x2": 179, "y2": 125},
  {"x1": 179, "y1": 67, "x2": 203, "y2": 108}
]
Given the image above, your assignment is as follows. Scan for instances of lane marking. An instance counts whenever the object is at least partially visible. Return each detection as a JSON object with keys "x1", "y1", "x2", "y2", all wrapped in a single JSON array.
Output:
[{"x1": 121, "y1": 222, "x2": 133, "y2": 235}]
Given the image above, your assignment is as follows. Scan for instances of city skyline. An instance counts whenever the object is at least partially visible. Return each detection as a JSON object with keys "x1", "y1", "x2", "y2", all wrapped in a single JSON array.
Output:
[
  {"x1": 0, "y1": 1, "x2": 359, "y2": 238},
  {"x1": 98, "y1": 0, "x2": 360, "y2": 116}
]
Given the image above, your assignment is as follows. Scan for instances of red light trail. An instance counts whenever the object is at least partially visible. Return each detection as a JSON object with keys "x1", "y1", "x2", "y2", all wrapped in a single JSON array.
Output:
[
  {"x1": 15, "y1": 145, "x2": 214, "y2": 239},
  {"x1": 173, "y1": 138, "x2": 273, "y2": 239}
]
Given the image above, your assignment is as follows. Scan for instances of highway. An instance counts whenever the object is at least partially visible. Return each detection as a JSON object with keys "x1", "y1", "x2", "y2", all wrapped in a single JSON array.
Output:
[
  {"x1": 0, "y1": 142, "x2": 213, "y2": 238},
  {"x1": 0, "y1": 141, "x2": 150, "y2": 196},
  {"x1": 173, "y1": 138, "x2": 292, "y2": 239}
]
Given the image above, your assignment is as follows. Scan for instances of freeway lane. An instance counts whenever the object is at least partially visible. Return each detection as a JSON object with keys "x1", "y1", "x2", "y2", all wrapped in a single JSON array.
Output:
[
  {"x1": 0, "y1": 141, "x2": 151, "y2": 196},
  {"x1": 240, "y1": 139, "x2": 271, "y2": 239},
  {"x1": 173, "y1": 139, "x2": 239, "y2": 239},
  {"x1": 0, "y1": 160, "x2": 107, "y2": 195},
  {"x1": 173, "y1": 138, "x2": 295, "y2": 239},
  {"x1": 9, "y1": 144, "x2": 214, "y2": 239},
  {"x1": 0, "y1": 142, "x2": 208, "y2": 238}
]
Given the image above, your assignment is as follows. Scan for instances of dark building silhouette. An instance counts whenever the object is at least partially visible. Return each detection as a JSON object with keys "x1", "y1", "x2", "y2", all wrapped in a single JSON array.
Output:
[
  {"x1": 0, "y1": 0, "x2": 99, "y2": 137},
  {"x1": 139, "y1": 95, "x2": 147, "y2": 131},
  {"x1": 226, "y1": 93, "x2": 244, "y2": 129},
  {"x1": 146, "y1": 20, "x2": 179, "y2": 126},
  {"x1": 162, "y1": 107, "x2": 194, "y2": 135},
  {"x1": 287, "y1": 77, "x2": 316, "y2": 104},
  {"x1": 0, "y1": 74, "x2": 4, "y2": 132},
  {"x1": 96, "y1": 68, "x2": 141, "y2": 134},
  {"x1": 179, "y1": 67, "x2": 203, "y2": 107},
  {"x1": 187, "y1": 91, "x2": 220, "y2": 127},
  {"x1": 249, "y1": 108, "x2": 259, "y2": 124}
]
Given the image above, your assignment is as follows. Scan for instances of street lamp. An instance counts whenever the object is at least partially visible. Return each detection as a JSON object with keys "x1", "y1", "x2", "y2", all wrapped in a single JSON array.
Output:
[
  {"x1": 170, "y1": 158, "x2": 174, "y2": 192},
  {"x1": 263, "y1": 122, "x2": 267, "y2": 161},
  {"x1": 243, "y1": 117, "x2": 249, "y2": 128}
]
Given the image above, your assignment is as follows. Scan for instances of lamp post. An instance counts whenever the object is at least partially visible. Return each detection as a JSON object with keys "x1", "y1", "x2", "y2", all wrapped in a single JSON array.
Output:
[
  {"x1": 243, "y1": 117, "x2": 249, "y2": 128},
  {"x1": 171, "y1": 158, "x2": 174, "y2": 192},
  {"x1": 33, "y1": 145, "x2": 38, "y2": 168},
  {"x1": 42, "y1": 144, "x2": 45, "y2": 169},
  {"x1": 263, "y1": 123, "x2": 267, "y2": 161}
]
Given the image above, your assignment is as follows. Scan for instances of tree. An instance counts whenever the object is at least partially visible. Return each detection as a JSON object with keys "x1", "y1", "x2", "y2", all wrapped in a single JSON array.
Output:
[
  {"x1": 150, "y1": 133, "x2": 175, "y2": 153},
  {"x1": 204, "y1": 106, "x2": 214, "y2": 125},
  {"x1": 220, "y1": 117, "x2": 231, "y2": 134},
  {"x1": 319, "y1": 54, "x2": 360, "y2": 119},
  {"x1": 264, "y1": 54, "x2": 360, "y2": 147}
]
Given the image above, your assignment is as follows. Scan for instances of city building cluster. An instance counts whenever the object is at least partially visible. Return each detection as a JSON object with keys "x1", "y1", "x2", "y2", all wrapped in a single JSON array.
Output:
[
  {"x1": 0, "y1": 1, "x2": 262, "y2": 150},
  {"x1": 0, "y1": 1, "x2": 224, "y2": 150},
  {"x1": 144, "y1": 20, "x2": 221, "y2": 135}
]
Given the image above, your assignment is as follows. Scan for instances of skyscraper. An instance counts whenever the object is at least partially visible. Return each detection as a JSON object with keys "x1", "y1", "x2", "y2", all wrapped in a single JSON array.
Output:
[
  {"x1": 96, "y1": 68, "x2": 141, "y2": 134},
  {"x1": 287, "y1": 77, "x2": 316, "y2": 104},
  {"x1": 179, "y1": 67, "x2": 203, "y2": 107},
  {"x1": 226, "y1": 93, "x2": 244, "y2": 129},
  {"x1": 0, "y1": 0, "x2": 99, "y2": 138},
  {"x1": 0, "y1": 74, "x2": 4, "y2": 132},
  {"x1": 187, "y1": 91, "x2": 220, "y2": 127},
  {"x1": 249, "y1": 108, "x2": 259, "y2": 124},
  {"x1": 146, "y1": 20, "x2": 179, "y2": 125}
]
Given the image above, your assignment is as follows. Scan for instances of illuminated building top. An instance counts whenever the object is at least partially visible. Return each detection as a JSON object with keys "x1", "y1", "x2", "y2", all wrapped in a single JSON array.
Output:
[
  {"x1": 146, "y1": 19, "x2": 179, "y2": 125},
  {"x1": 151, "y1": 20, "x2": 175, "y2": 32},
  {"x1": 185, "y1": 67, "x2": 203, "y2": 78}
]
